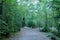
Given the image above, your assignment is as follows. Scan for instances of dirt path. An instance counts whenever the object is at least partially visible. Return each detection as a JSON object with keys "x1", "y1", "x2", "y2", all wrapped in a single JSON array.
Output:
[{"x1": 8, "y1": 27, "x2": 50, "y2": 40}]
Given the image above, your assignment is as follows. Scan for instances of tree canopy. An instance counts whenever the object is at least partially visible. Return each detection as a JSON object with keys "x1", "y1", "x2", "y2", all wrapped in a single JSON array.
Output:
[{"x1": 0, "y1": 0, "x2": 60, "y2": 40}]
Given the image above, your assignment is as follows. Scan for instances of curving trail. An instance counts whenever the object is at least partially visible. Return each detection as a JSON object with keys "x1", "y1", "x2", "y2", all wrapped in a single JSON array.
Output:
[{"x1": 8, "y1": 27, "x2": 50, "y2": 40}]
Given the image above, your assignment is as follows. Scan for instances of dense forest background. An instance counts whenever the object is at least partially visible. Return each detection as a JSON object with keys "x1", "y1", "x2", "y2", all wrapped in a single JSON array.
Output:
[{"x1": 0, "y1": 0, "x2": 60, "y2": 40}]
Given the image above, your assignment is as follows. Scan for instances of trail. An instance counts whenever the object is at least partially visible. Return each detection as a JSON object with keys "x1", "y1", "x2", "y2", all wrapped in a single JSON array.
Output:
[{"x1": 8, "y1": 27, "x2": 50, "y2": 40}]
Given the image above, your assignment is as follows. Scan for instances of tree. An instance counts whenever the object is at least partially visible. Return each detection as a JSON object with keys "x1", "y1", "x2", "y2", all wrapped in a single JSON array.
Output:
[{"x1": 53, "y1": 0, "x2": 60, "y2": 38}]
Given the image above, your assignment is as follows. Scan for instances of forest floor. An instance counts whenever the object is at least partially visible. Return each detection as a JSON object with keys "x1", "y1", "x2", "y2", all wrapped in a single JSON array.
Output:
[{"x1": 7, "y1": 27, "x2": 50, "y2": 40}]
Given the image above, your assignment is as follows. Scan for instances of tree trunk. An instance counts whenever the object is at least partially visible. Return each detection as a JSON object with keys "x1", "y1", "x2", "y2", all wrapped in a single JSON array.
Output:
[{"x1": 2, "y1": 0, "x2": 6, "y2": 20}]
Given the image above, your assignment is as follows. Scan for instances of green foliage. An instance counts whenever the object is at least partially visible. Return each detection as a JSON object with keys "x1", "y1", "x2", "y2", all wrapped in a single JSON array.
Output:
[
  {"x1": 0, "y1": 0, "x2": 21, "y2": 39},
  {"x1": 27, "y1": 21, "x2": 37, "y2": 28},
  {"x1": 52, "y1": 0, "x2": 60, "y2": 38},
  {"x1": 0, "y1": 0, "x2": 60, "y2": 39}
]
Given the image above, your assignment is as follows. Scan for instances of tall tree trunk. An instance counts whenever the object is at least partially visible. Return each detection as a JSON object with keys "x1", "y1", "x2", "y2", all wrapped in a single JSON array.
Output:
[
  {"x1": 0, "y1": 0, "x2": 5, "y2": 19},
  {"x1": 0, "y1": 0, "x2": 2, "y2": 15},
  {"x1": 2, "y1": 0, "x2": 6, "y2": 20}
]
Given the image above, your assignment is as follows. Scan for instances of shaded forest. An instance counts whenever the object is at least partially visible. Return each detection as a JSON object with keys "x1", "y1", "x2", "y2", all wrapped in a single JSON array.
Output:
[{"x1": 0, "y1": 0, "x2": 60, "y2": 40}]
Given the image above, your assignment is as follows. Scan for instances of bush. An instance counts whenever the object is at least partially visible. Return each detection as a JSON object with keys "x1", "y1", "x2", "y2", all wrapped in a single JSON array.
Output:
[
  {"x1": 0, "y1": 19, "x2": 10, "y2": 38},
  {"x1": 27, "y1": 21, "x2": 37, "y2": 28},
  {"x1": 40, "y1": 27, "x2": 50, "y2": 32},
  {"x1": 0, "y1": 18, "x2": 21, "y2": 39},
  {"x1": 52, "y1": 30, "x2": 60, "y2": 38}
]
